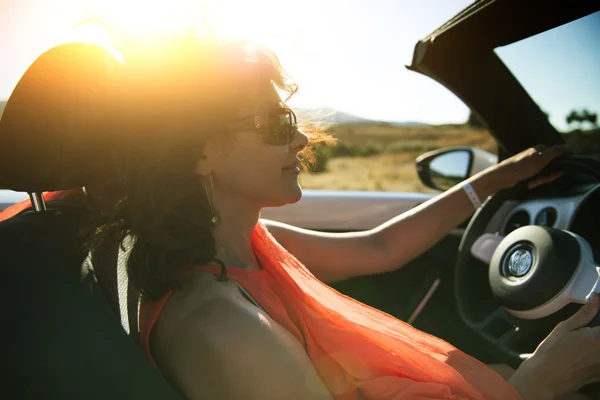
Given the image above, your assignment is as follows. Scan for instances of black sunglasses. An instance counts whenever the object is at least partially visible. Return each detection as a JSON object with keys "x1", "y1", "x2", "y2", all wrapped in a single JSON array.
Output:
[{"x1": 229, "y1": 107, "x2": 298, "y2": 145}]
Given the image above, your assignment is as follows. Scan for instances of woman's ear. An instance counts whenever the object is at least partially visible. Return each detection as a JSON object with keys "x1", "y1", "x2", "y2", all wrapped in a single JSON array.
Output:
[
  {"x1": 194, "y1": 155, "x2": 210, "y2": 177},
  {"x1": 194, "y1": 138, "x2": 222, "y2": 176}
]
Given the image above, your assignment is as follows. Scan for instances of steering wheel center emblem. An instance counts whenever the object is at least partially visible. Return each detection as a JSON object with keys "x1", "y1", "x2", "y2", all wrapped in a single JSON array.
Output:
[{"x1": 507, "y1": 248, "x2": 533, "y2": 277}]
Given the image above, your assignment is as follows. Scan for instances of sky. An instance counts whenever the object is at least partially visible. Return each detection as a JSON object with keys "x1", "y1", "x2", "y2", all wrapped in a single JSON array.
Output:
[
  {"x1": 495, "y1": 11, "x2": 600, "y2": 132},
  {"x1": 1, "y1": 0, "x2": 598, "y2": 128}
]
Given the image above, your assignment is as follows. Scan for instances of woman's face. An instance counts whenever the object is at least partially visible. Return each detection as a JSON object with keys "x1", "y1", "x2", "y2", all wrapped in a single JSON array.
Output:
[{"x1": 199, "y1": 83, "x2": 309, "y2": 211}]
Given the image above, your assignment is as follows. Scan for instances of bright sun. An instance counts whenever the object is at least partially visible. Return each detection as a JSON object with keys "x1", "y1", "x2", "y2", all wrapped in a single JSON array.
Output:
[
  {"x1": 72, "y1": 0, "x2": 212, "y2": 42},
  {"x1": 69, "y1": 0, "x2": 318, "y2": 104},
  {"x1": 71, "y1": 0, "x2": 307, "y2": 44}
]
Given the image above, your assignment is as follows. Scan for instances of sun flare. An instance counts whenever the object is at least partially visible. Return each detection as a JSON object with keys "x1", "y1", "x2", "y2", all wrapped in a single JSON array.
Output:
[
  {"x1": 71, "y1": 0, "x2": 308, "y2": 43},
  {"x1": 73, "y1": 0, "x2": 209, "y2": 42},
  {"x1": 68, "y1": 0, "x2": 317, "y2": 106}
]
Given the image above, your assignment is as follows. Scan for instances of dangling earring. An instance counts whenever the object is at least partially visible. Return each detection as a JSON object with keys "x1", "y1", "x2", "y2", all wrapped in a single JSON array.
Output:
[{"x1": 204, "y1": 173, "x2": 221, "y2": 227}]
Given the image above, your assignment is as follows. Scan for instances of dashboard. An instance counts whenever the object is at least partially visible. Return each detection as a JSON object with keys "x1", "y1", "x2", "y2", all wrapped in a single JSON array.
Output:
[{"x1": 484, "y1": 182, "x2": 600, "y2": 259}]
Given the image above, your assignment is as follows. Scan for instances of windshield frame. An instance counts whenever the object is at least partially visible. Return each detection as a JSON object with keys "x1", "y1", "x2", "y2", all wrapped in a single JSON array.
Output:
[{"x1": 408, "y1": 0, "x2": 600, "y2": 159}]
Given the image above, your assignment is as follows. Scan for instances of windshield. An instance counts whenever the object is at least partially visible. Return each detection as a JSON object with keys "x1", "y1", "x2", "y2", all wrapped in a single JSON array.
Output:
[{"x1": 495, "y1": 11, "x2": 600, "y2": 158}]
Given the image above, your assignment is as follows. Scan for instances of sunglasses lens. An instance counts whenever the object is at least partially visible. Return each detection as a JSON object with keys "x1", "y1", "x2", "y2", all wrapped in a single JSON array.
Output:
[{"x1": 265, "y1": 109, "x2": 296, "y2": 145}]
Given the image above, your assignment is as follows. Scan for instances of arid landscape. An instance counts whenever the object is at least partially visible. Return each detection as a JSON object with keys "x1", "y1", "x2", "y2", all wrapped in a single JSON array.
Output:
[
  {"x1": 299, "y1": 123, "x2": 495, "y2": 193},
  {"x1": 299, "y1": 121, "x2": 600, "y2": 193}
]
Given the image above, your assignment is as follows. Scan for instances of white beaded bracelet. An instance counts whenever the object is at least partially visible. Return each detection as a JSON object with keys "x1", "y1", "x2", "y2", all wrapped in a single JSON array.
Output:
[{"x1": 462, "y1": 182, "x2": 482, "y2": 210}]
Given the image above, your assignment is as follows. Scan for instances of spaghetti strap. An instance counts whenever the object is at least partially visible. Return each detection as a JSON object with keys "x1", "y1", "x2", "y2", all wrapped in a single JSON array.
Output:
[{"x1": 230, "y1": 279, "x2": 268, "y2": 314}]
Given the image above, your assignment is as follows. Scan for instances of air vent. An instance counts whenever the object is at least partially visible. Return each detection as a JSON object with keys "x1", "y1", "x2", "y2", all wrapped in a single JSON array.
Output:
[
  {"x1": 504, "y1": 210, "x2": 530, "y2": 235},
  {"x1": 535, "y1": 207, "x2": 558, "y2": 227}
]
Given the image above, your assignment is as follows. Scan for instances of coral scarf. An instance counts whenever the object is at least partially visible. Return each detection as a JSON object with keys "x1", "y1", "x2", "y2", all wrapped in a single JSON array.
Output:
[{"x1": 140, "y1": 222, "x2": 522, "y2": 400}]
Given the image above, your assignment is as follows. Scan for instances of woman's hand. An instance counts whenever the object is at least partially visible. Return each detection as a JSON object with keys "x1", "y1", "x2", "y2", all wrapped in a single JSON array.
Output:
[
  {"x1": 509, "y1": 293, "x2": 600, "y2": 400},
  {"x1": 489, "y1": 145, "x2": 568, "y2": 191}
]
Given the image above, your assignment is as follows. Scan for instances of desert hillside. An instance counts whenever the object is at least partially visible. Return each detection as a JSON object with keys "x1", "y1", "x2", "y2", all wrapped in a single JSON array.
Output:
[
  {"x1": 300, "y1": 123, "x2": 495, "y2": 193},
  {"x1": 299, "y1": 122, "x2": 600, "y2": 192}
]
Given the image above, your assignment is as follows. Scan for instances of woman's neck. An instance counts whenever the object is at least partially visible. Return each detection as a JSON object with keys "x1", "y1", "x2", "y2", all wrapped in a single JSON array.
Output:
[{"x1": 210, "y1": 195, "x2": 262, "y2": 271}]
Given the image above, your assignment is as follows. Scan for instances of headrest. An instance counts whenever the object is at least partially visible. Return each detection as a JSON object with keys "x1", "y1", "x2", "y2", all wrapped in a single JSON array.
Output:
[{"x1": 0, "y1": 43, "x2": 122, "y2": 192}]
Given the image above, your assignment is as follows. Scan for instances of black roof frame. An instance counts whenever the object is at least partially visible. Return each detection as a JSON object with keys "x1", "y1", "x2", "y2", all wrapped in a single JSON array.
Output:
[{"x1": 407, "y1": 0, "x2": 600, "y2": 158}]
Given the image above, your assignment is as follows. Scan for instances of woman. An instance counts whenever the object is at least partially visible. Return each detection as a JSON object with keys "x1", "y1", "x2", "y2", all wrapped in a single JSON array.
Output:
[{"x1": 90, "y1": 35, "x2": 600, "y2": 400}]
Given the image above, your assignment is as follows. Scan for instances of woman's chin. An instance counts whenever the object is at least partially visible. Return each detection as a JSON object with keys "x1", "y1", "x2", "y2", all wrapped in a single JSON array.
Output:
[
  {"x1": 264, "y1": 186, "x2": 303, "y2": 208},
  {"x1": 287, "y1": 186, "x2": 303, "y2": 204}
]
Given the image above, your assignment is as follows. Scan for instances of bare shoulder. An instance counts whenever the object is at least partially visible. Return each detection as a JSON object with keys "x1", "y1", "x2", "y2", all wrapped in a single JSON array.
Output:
[{"x1": 150, "y1": 270, "x2": 333, "y2": 400}]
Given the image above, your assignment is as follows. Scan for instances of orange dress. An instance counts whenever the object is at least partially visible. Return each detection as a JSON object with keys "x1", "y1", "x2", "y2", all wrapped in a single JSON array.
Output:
[{"x1": 140, "y1": 222, "x2": 522, "y2": 400}]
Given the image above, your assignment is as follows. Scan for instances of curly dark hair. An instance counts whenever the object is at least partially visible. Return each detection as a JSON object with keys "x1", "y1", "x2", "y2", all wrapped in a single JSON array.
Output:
[{"x1": 87, "y1": 35, "x2": 329, "y2": 300}]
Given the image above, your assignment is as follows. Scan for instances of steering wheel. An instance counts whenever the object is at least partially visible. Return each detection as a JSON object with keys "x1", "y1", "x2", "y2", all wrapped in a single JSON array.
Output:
[{"x1": 455, "y1": 155, "x2": 600, "y2": 369}]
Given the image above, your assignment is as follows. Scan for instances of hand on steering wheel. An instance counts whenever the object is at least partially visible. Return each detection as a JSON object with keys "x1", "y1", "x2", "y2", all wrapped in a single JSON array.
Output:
[
  {"x1": 508, "y1": 293, "x2": 600, "y2": 399},
  {"x1": 489, "y1": 145, "x2": 568, "y2": 191},
  {"x1": 457, "y1": 153, "x2": 600, "y2": 397}
]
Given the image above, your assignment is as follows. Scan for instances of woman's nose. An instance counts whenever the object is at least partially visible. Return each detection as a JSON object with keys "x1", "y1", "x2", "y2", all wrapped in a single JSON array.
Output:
[{"x1": 289, "y1": 129, "x2": 309, "y2": 153}]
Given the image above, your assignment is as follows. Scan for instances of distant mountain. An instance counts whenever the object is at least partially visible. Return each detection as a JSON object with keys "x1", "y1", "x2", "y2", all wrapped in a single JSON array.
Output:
[
  {"x1": 294, "y1": 107, "x2": 429, "y2": 127},
  {"x1": 388, "y1": 120, "x2": 430, "y2": 127},
  {"x1": 294, "y1": 107, "x2": 371, "y2": 125}
]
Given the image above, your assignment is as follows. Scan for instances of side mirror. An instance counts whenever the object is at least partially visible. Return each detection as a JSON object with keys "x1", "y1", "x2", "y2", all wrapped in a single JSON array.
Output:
[{"x1": 415, "y1": 147, "x2": 498, "y2": 191}]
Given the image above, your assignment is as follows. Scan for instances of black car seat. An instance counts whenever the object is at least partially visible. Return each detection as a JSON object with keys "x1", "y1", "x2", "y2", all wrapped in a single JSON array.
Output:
[{"x1": 0, "y1": 43, "x2": 185, "y2": 399}]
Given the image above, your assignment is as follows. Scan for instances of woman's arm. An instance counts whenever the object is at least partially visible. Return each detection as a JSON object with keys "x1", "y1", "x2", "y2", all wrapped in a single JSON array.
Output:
[
  {"x1": 264, "y1": 146, "x2": 565, "y2": 283},
  {"x1": 150, "y1": 292, "x2": 335, "y2": 400},
  {"x1": 264, "y1": 168, "x2": 499, "y2": 283}
]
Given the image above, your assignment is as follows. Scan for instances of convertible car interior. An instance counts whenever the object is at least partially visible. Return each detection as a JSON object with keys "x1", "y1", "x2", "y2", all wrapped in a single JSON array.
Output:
[{"x1": 1, "y1": 0, "x2": 599, "y2": 398}]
